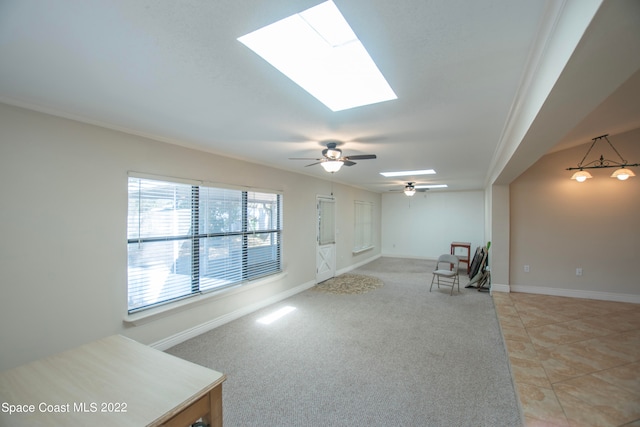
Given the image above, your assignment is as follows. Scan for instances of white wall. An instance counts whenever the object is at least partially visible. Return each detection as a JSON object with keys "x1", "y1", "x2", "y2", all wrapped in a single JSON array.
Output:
[
  {"x1": 332, "y1": 186, "x2": 382, "y2": 270},
  {"x1": 381, "y1": 190, "x2": 485, "y2": 259},
  {"x1": 0, "y1": 103, "x2": 381, "y2": 371},
  {"x1": 487, "y1": 184, "x2": 510, "y2": 292}
]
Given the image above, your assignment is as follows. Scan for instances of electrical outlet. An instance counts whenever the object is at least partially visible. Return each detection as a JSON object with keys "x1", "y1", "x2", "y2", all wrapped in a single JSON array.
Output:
[
  {"x1": 576, "y1": 268, "x2": 583, "y2": 276},
  {"x1": 524, "y1": 265, "x2": 530, "y2": 273}
]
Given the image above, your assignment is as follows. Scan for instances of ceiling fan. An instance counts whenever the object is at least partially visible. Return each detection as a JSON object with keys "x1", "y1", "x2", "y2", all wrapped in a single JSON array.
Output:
[
  {"x1": 289, "y1": 142, "x2": 377, "y2": 172},
  {"x1": 389, "y1": 182, "x2": 429, "y2": 196}
]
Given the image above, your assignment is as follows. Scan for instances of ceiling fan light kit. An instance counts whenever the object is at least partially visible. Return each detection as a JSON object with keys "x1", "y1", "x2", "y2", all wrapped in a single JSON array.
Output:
[
  {"x1": 289, "y1": 141, "x2": 377, "y2": 172},
  {"x1": 321, "y1": 160, "x2": 344, "y2": 173},
  {"x1": 404, "y1": 184, "x2": 416, "y2": 196},
  {"x1": 566, "y1": 134, "x2": 638, "y2": 182},
  {"x1": 388, "y1": 182, "x2": 426, "y2": 196},
  {"x1": 323, "y1": 144, "x2": 342, "y2": 160}
]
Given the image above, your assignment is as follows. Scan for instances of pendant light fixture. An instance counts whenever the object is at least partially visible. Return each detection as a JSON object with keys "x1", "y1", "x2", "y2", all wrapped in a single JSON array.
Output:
[{"x1": 566, "y1": 134, "x2": 638, "y2": 182}]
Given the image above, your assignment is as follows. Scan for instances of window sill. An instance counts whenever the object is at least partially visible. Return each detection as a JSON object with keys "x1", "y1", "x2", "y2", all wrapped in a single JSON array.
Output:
[
  {"x1": 123, "y1": 271, "x2": 287, "y2": 326},
  {"x1": 353, "y1": 246, "x2": 374, "y2": 255}
]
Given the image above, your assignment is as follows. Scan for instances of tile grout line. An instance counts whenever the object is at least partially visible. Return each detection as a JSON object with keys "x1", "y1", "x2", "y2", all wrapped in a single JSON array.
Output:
[
  {"x1": 501, "y1": 293, "x2": 640, "y2": 427},
  {"x1": 515, "y1": 297, "x2": 570, "y2": 426},
  {"x1": 491, "y1": 295, "x2": 527, "y2": 427},
  {"x1": 499, "y1": 294, "x2": 568, "y2": 427}
]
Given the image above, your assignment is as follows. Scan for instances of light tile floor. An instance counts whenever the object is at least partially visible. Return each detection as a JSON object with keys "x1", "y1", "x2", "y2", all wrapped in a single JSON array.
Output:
[{"x1": 492, "y1": 292, "x2": 640, "y2": 427}]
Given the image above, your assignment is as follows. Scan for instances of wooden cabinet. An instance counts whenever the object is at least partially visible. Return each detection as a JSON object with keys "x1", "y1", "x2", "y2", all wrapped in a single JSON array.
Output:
[{"x1": 450, "y1": 241, "x2": 471, "y2": 274}]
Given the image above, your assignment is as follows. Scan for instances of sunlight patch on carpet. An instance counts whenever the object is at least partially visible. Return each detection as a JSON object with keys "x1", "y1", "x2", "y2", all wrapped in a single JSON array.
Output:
[{"x1": 313, "y1": 273, "x2": 383, "y2": 295}]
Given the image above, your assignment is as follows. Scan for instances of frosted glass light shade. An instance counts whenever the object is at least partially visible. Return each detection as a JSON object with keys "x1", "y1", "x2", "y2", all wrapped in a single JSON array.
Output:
[
  {"x1": 321, "y1": 160, "x2": 343, "y2": 173},
  {"x1": 571, "y1": 170, "x2": 592, "y2": 182},
  {"x1": 610, "y1": 168, "x2": 635, "y2": 180}
]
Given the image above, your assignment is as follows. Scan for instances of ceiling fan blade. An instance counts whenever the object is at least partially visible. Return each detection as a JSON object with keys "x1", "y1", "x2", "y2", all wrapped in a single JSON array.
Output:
[
  {"x1": 343, "y1": 160, "x2": 357, "y2": 166},
  {"x1": 344, "y1": 154, "x2": 376, "y2": 160},
  {"x1": 305, "y1": 161, "x2": 323, "y2": 167}
]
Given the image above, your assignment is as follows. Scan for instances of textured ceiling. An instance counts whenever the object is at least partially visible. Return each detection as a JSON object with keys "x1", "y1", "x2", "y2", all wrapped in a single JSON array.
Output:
[{"x1": 1, "y1": 0, "x2": 638, "y2": 193}]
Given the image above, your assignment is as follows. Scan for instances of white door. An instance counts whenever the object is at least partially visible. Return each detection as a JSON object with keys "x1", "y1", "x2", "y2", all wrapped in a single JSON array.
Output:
[{"x1": 316, "y1": 196, "x2": 336, "y2": 283}]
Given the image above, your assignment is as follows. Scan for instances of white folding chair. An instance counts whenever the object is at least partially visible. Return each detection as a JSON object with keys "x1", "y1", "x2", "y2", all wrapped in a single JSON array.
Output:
[{"x1": 430, "y1": 254, "x2": 460, "y2": 295}]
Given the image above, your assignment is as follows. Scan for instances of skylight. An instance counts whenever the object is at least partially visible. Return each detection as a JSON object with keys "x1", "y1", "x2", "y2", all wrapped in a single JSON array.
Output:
[
  {"x1": 238, "y1": 1, "x2": 397, "y2": 111},
  {"x1": 380, "y1": 169, "x2": 436, "y2": 177},
  {"x1": 416, "y1": 184, "x2": 448, "y2": 189}
]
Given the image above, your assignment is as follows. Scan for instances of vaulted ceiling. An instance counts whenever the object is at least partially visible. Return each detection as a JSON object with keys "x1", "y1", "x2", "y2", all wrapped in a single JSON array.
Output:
[{"x1": 1, "y1": 0, "x2": 639, "y2": 192}]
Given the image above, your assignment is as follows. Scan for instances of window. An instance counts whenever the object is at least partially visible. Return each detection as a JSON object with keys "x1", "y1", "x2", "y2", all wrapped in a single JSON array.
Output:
[
  {"x1": 127, "y1": 176, "x2": 282, "y2": 313},
  {"x1": 354, "y1": 201, "x2": 373, "y2": 253},
  {"x1": 317, "y1": 197, "x2": 335, "y2": 245}
]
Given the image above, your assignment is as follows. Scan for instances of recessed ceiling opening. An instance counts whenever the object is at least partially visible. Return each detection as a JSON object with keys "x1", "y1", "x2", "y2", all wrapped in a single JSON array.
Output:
[
  {"x1": 238, "y1": 1, "x2": 397, "y2": 111},
  {"x1": 380, "y1": 169, "x2": 436, "y2": 177}
]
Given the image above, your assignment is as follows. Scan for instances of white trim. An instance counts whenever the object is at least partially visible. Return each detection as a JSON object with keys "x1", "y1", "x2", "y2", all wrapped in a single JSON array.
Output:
[
  {"x1": 150, "y1": 278, "x2": 317, "y2": 351},
  {"x1": 147, "y1": 253, "x2": 377, "y2": 351},
  {"x1": 336, "y1": 253, "x2": 381, "y2": 276},
  {"x1": 510, "y1": 285, "x2": 640, "y2": 304},
  {"x1": 128, "y1": 171, "x2": 202, "y2": 186},
  {"x1": 490, "y1": 283, "x2": 511, "y2": 293},
  {"x1": 381, "y1": 253, "x2": 438, "y2": 262},
  {"x1": 484, "y1": 0, "x2": 571, "y2": 187},
  {"x1": 352, "y1": 246, "x2": 374, "y2": 255}
]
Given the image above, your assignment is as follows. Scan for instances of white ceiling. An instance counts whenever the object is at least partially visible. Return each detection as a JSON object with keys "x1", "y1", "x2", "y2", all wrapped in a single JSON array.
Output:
[{"x1": 1, "y1": 0, "x2": 639, "y2": 193}]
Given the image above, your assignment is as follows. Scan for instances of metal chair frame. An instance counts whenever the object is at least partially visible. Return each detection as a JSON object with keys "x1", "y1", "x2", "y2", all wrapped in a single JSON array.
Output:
[{"x1": 430, "y1": 254, "x2": 461, "y2": 295}]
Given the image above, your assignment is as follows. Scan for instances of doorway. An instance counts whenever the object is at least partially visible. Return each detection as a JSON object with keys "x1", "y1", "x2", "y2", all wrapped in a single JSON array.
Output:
[{"x1": 316, "y1": 196, "x2": 336, "y2": 283}]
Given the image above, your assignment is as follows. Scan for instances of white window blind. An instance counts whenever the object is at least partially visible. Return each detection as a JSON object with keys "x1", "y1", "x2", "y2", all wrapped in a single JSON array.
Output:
[
  {"x1": 127, "y1": 177, "x2": 282, "y2": 313},
  {"x1": 354, "y1": 200, "x2": 373, "y2": 252}
]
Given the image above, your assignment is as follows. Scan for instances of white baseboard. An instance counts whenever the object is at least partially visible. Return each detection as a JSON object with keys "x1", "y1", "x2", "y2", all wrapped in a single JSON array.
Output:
[
  {"x1": 510, "y1": 284, "x2": 640, "y2": 304},
  {"x1": 157, "y1": 257, "x2": 613, "y2": 351},
  {"x1": 490, "y1": 283, "x2": 510, "y2": 293},
  {"x1": 336, "y1": 253, "x2": 382, "y2": 275},
  {"x1": 150, "y1": 279, "x2": 317, "y2": 351},
  {"x1": 380, "y1": 253, "x2": 438, "y2": 262},
  {"x1": 151, "y1": 255, "x2": 386, "y2": 351}
]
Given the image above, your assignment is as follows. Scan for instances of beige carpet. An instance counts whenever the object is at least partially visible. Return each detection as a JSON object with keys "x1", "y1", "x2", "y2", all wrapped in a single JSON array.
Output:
[
  {"x1": 166, "y1": 257, "x2": 521, "y2": 427},
  {"x1": 312, "y1": 273, "x2": 383, "y2": 294}
]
